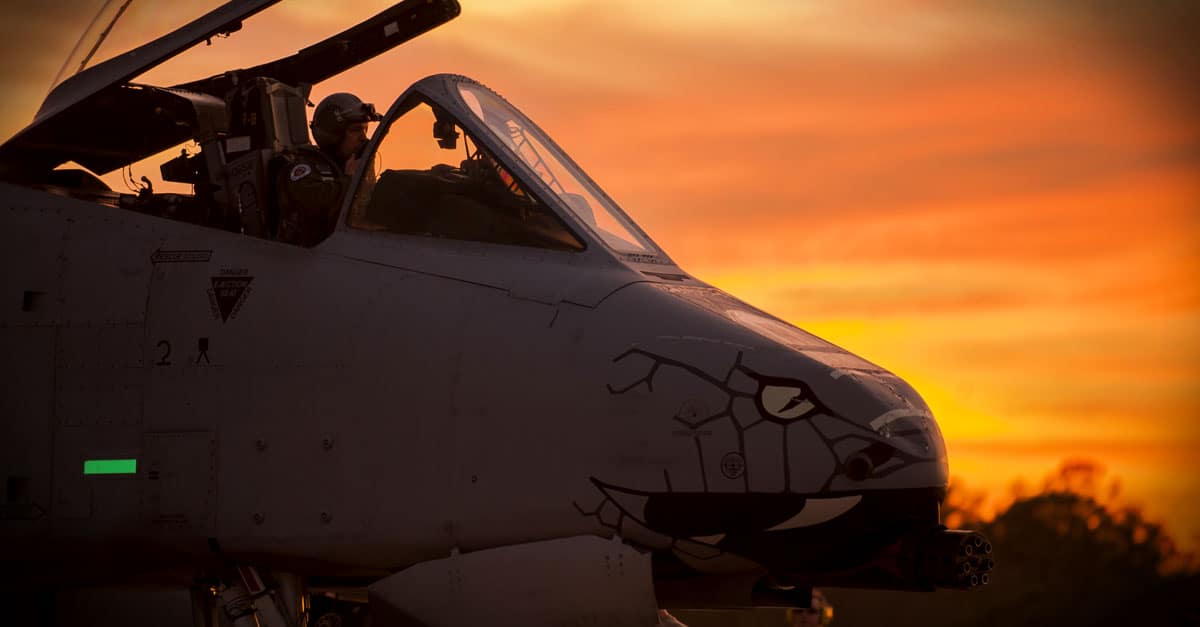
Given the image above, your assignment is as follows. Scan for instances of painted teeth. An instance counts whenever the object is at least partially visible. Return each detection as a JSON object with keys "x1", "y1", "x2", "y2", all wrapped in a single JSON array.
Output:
[{"x1": 766, "y1": 495, "x2": 862, "y2": 532}]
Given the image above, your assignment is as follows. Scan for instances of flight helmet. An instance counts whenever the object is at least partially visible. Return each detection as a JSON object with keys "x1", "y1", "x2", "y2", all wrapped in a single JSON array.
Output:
[{"x1": 310, "y1": 92, "x2": 382, "y2": 151}]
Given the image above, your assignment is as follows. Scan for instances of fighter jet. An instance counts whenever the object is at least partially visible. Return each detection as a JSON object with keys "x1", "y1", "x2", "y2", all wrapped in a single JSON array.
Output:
[{"x1": 0, "y1": 1, "x2": 993, "y2": 626}]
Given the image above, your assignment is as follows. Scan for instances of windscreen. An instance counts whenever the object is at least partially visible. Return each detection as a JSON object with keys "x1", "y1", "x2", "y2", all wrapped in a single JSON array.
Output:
[{"x1": 457, "y1": 82, "x2": 655, "y2": 255}]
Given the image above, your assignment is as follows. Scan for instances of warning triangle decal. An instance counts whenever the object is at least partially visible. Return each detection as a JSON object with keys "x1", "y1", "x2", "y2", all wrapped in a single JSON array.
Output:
[{"x1": 210, "y1": 276, "x2": 253, "y2": 322}]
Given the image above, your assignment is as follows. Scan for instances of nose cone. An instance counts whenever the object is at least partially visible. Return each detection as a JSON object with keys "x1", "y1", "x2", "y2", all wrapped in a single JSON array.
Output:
[
  {"x1": 588, "y1": 283, "x2": 952, "y2": 582},
  {"x1": 603, "y1": 283, "x2": 949, "y2": 495}
]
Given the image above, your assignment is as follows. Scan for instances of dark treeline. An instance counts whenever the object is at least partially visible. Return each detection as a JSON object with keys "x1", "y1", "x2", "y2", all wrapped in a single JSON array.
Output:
[{"x1": 676, "y1": 461, "x2": 1200, "y2": 627}]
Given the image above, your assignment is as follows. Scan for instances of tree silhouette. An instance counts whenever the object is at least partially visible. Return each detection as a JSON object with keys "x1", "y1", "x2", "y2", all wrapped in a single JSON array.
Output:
[
  {"x1": 677, "y1": 460, "x2": 1200, "y2": 627},
  {"x1": 826, "y1": 460, "x2": 1199, "y2": 627}
]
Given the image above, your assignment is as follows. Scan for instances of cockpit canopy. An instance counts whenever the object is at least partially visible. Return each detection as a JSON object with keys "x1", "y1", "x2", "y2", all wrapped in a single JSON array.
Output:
[
  {"x1": 344, "y1": 75, "x2": 661, "y2": 257},
  {"x1": 453, "y1": 82, "x2": 654, "y2": 255}
]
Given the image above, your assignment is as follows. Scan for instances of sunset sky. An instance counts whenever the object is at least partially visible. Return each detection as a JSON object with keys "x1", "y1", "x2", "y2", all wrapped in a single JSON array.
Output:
[{"x1": 1, "y1": 0, "x2": 1197, "y2": 550}]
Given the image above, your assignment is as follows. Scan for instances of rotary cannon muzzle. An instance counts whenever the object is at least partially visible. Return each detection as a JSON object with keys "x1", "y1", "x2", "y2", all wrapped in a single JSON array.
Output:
[{"x1": 914, "y1": 528, "x2": 994, "y2": 590}]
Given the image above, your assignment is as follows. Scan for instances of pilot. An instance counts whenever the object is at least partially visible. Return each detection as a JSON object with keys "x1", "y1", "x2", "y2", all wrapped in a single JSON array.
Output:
[
  {"x1": 275, "y1": 92, "x2": 382, "y2": 246},
  {"x1": 310, "y1": 92, "x2": 383, "y2": 175},
  {"x1": 785, "y1": 589, "x2": 833, "y2": 626}
]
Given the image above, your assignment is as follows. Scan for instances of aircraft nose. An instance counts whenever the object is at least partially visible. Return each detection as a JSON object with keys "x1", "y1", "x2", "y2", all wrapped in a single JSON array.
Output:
[
  {"x1": 586, "y1": 283, "x2": 963, "y2": 586},
  {"x1": 606, "y1": 339, "x2": 949, "y2": 492},
  {"x1": 600, "y1": 342, "x2": 958, "y2": 581}
]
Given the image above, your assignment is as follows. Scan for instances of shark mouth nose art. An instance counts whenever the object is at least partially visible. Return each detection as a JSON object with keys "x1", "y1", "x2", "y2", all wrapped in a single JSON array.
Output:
[
  {"x1": 582, "y1": 335, "x2": 958, "y2": 580},
  {"x1": 581, "y1": 479, "x2": 947, "y2": 579},
  {"x1": 592, "y1": 480, "x2": 865, "y2": 544}
]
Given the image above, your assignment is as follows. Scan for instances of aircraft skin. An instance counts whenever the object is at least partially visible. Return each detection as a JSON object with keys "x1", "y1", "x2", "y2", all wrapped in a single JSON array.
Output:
[{"x1": 0, "y1": 1, "x2": 991, "y2": 625}]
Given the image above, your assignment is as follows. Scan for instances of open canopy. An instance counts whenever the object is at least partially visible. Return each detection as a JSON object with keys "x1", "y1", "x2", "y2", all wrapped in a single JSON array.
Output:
[{"x1": 0, "y1": 0, "x2": 460, "y2": 178}]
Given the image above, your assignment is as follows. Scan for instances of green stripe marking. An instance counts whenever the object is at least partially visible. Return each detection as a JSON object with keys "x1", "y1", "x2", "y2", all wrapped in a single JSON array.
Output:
[{"x1": 83, "y1": 459, "x2": 137, "y2": 475}]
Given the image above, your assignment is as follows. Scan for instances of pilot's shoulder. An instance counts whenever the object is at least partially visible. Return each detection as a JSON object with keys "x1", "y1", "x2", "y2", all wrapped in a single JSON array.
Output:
[{"x1": 279, "y1": 146, "x2": 340, "y2": 183}]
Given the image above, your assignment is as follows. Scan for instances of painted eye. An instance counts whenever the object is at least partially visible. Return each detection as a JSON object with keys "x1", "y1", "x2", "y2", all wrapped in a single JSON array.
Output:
[{"x1": 759, "y1": 384, "x2": 818, "y2": 420}]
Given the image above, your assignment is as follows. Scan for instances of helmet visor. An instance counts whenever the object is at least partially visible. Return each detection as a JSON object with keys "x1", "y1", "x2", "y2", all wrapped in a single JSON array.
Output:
[{"x1": 338, "y1": 101, "x2": 382, "y2": 125}]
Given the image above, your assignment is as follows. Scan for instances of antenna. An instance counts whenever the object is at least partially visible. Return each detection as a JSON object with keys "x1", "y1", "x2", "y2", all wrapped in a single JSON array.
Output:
[
  {"x1": 49, "y1": 0, "x2": 114, "y2": 91},
  {"x1": 48, "y1": 0, "x2": 135, "y2": 92},
  {"x1": 76, "y1": 0, "x2": 137, "y2": 75}
]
